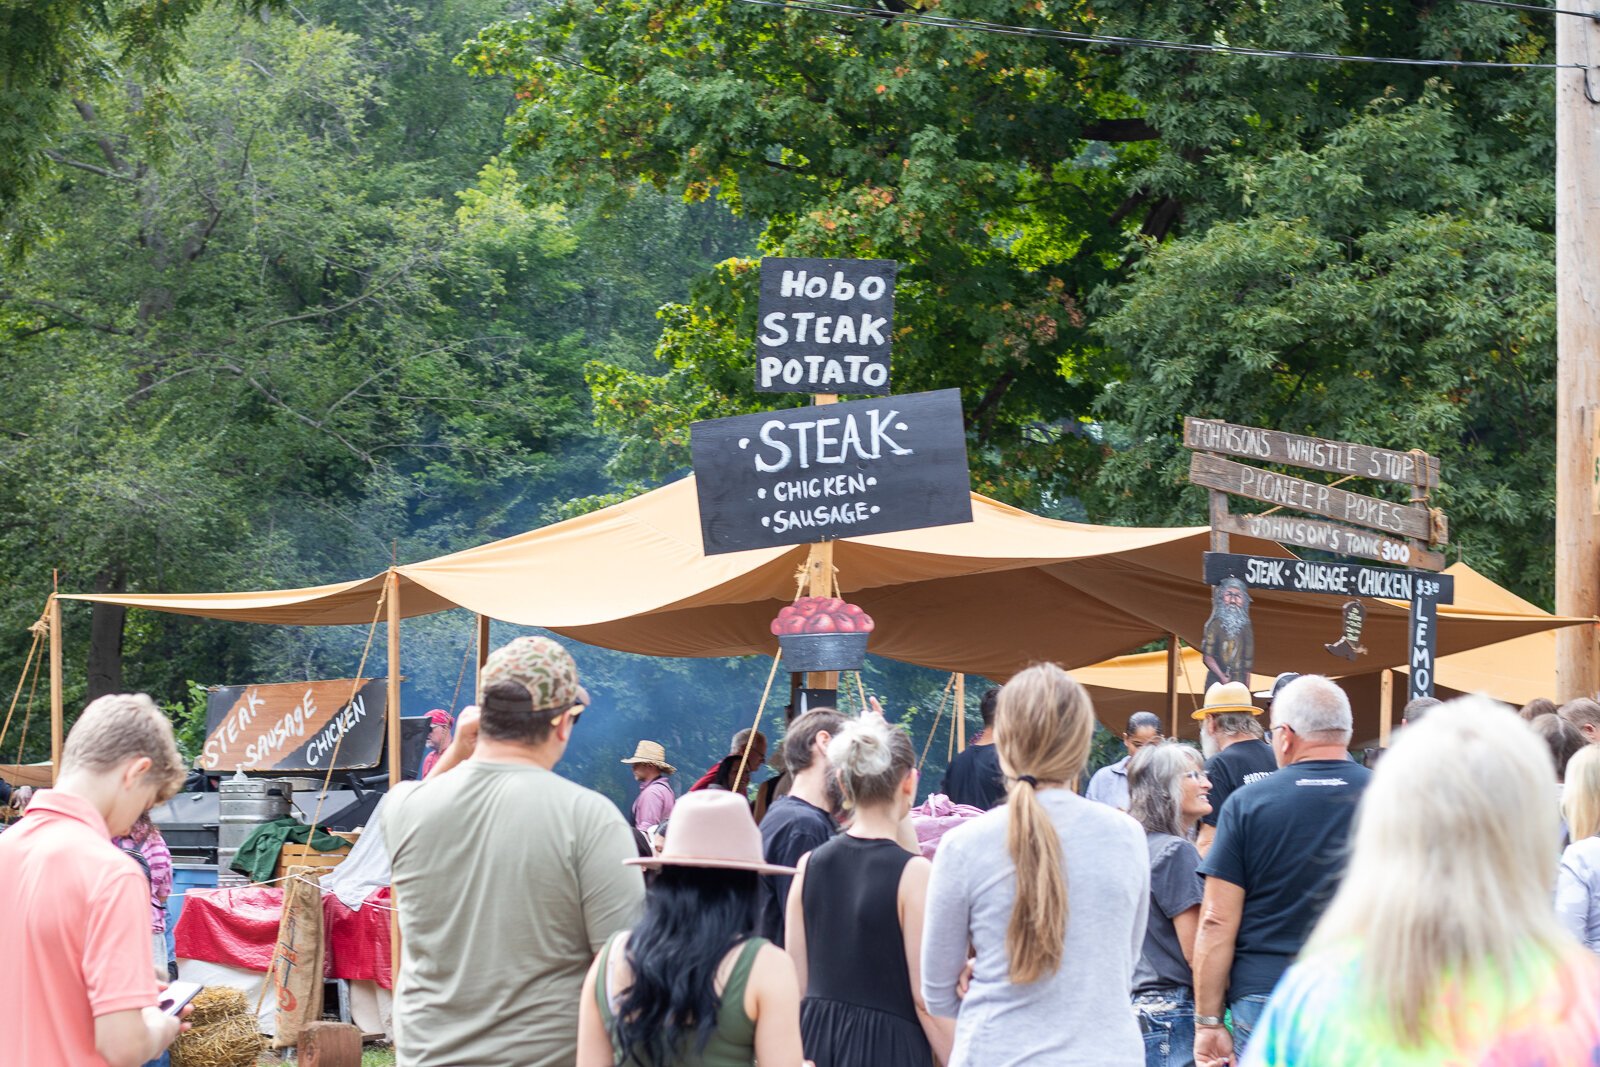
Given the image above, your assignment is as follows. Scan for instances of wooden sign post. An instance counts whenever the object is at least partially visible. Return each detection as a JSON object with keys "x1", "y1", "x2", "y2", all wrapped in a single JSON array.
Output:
[
  {"x1": 1186, "y1": 418, "x2": 1451, "y2": 708},
  {"x1": 690, "y1": 257, "x2": 974, "y2": 697}
]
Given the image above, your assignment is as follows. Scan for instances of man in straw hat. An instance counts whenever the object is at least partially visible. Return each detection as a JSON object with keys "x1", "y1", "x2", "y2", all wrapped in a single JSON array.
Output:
[
  {"x1": 621, "y1": 739, "x2": 677, "y2": 833},
  {"x1": 383, "y1": 636, "x2": 644, "y2": 1067},
  {"x1": 1192, "y1": 675, "x2": 1370, "y2": 1067},
  {"x1": 1193, "y1": 680, "x2": 1278, "y2": 859}
]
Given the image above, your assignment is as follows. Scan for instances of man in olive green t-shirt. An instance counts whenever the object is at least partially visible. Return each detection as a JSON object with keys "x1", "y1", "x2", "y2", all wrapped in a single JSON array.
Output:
[{"x1": 384, "y1": 637, "x2": 644, "y2": 1067}]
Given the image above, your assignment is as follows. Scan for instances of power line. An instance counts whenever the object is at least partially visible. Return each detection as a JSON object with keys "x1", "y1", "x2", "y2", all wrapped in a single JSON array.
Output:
[
  {"x1": 1450, "y1": 0, "x2": 1600, "y2": 20},
  {"x1": 733, "y1": 0, "x2": 1583, "y2": 70}
]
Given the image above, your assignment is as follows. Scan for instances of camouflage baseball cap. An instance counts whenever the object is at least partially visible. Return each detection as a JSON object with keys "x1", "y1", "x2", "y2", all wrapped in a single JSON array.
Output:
[{"x1": 479, "y1": 637, "x2": 591, "y2": 714}]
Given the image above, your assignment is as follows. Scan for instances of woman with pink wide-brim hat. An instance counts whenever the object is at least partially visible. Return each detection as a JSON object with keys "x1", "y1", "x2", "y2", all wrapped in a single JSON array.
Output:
[{"x1": 576, "y1": 790, "x2": 809, "y2": 1066}]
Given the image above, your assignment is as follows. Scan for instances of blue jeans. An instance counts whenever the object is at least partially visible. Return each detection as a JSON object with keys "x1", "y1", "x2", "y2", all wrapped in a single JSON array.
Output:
[
  {"x1": 1229, "y1": 993, "x2": 1272, "y2": 1057},
  {"x1": 1134, "y1": 987, "x2": 1195, "y2": 1067}
]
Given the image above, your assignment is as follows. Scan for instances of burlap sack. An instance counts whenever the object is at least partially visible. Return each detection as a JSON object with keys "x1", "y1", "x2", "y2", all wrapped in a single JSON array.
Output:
[{"x1": 270, "y1": 866, "x2": 326, "y2": 1048}]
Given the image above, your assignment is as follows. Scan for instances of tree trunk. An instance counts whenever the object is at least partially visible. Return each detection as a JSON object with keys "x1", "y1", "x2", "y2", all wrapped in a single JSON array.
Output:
[{"x1": 86, "y1": 568, "x2": 127, "y2": 701}]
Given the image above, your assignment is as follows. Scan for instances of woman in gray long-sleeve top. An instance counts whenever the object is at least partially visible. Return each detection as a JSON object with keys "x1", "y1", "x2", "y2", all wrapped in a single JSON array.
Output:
[{"x1": 921, "y1": 664, "x2": 1150, "y2": 1067}]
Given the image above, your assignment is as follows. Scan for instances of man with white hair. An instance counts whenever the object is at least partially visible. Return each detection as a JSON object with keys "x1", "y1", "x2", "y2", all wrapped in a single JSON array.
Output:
[{"x1": 1191, "y1": 675, "x2": 1371, "y2": 1067}]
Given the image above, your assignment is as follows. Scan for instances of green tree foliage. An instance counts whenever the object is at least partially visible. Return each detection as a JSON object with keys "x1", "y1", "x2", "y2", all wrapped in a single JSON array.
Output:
[
  {"x1": 467, "y1": 0, "x2": 1560, "y2": 604},
  {"x1": 467, "y1": 0, "x2": 1154, "y2": 507},
  {"x1": 0, "y1": 2, "x2": 750, "y2": 762},
  {"x1": 0, "y1": 0, "x2": 278, "y2": 246}
]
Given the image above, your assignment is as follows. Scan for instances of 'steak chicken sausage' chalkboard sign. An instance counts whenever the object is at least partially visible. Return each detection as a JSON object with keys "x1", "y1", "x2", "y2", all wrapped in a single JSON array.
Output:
[
  {"x1": 755, "y1": 257, "x2": 897, "y2": 395},
  {"x1": 690, "y1": 388, "x2": 972, "y2": 554}
]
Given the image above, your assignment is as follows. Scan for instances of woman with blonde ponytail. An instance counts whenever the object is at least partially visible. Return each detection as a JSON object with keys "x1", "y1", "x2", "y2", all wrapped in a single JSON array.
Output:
[
  {"x1": 921, "y1": 664, "x2": 1149, "y2": 1066},
  {"x1": 784, "y1": 713, "x2": 952, "y2": 1066}
]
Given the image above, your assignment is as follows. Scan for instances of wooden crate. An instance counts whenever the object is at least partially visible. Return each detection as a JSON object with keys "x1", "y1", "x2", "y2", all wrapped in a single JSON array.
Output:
[{"x1": 274, "y1": 842, "x2": 351, "y2": 882}]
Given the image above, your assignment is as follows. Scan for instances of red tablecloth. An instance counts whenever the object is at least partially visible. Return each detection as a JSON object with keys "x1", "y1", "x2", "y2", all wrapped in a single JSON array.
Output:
[{"x1": 174, "y1": 885, "x2": 392, "y2": 989}]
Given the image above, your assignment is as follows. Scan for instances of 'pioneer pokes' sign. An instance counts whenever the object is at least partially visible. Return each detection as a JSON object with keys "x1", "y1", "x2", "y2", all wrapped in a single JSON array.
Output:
[
  {"x1": 690, "y1": 388, "x2": 972, "y2": 554},
  {"x1": 755, "y1": 257, "x2": 897, "y2": 395},
  {"x1": 199, "y1": 678, "x2": 386, "y2": 772}
]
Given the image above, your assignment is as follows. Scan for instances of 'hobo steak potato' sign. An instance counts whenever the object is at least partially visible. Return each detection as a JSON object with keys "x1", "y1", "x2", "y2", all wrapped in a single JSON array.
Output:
[
  {"x1": 690, "y1": 388, "x2": 972, "y2": 554},
  {"x1": 199, "y1": 678, "x2": 386, "y2": 772},
  {"x1": 755, "y1": 257, "x2": 897, "y2": 394}
]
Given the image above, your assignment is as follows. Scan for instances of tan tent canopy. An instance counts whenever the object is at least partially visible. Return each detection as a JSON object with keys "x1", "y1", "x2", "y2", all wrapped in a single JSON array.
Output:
[
  {"x1": 58, "y1": 476, "x2": 1588, "y2": 683},
  {"x1": 0, "y1": 763, "x2": 52, "y2": 789}
]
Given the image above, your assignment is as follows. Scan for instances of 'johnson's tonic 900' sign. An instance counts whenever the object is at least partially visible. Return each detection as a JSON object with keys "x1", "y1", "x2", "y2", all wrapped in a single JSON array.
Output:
[
  {"x1": 690, "y1": 388, "x2": 972, "y2": 554},
  {"x1": 755, "y1": 258, "x2": 897, "y2": 395}
]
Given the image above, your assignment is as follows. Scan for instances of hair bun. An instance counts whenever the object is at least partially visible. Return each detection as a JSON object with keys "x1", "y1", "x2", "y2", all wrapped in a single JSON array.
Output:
[{"x1": 827, "y1": 714, "x2": 894, "y2": 780}]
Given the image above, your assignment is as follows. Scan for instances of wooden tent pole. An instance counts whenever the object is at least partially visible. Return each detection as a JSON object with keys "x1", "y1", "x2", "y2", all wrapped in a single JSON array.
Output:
[
  {"x1": 386, "y1": 571, "x2": 402, "y2": 789},
  {"x1": 1166, "y1": 634, "x2": 1180, "y2": 739},
  {"x1": 48, "y1": 593, "x2": 62, "y2": 784},
  {"x1": 802, "y1": 540, "x2": 838, "y2": 691},
  {"x1": 954, "y1": 673, "x2": 966, "y2": 752},
  {"x1": 475, "y1": 614, "x2": 491, "y2": 703},
  {"x1": 1379, "y1": 669, "x2": 1395, "y2": 749},
  {"x1": 804, "y1": 393, "x2": 841, "y2": 693},
  {"x1": 386, "y1": 570, "x2": 403, "y2": 984}
]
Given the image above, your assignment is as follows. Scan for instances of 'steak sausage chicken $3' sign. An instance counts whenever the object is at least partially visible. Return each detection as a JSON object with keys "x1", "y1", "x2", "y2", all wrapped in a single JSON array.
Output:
[
  {"x1": 755, "y1": 257, "x2": 897, "y2": 395},
  {"x1": 690, "y1": 388, "x2": 972, "y2": 554}
]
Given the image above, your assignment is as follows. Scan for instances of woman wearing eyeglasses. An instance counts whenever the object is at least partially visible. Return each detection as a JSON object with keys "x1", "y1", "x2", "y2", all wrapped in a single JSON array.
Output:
[{"x1": 1126, "y1": 742, "x2": 1212, "y2": 1067}]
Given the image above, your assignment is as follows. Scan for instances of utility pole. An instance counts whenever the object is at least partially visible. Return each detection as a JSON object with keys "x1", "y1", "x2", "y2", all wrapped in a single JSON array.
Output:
[{"x1": 1556, "y1": 10, "x2": 1600, "y2": 701}]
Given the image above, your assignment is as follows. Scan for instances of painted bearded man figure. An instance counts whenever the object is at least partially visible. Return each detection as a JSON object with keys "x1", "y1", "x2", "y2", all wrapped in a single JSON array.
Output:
[{"x1": 1203, "y1": 577, "x2": 1254, "y2": 686}]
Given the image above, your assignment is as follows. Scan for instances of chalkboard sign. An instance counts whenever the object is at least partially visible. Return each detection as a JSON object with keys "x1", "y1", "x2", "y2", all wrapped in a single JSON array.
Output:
[
  {"x1": 755, "y1": 257, "x2": 897, "y2": 395},
  {"x1": 199, "y1": 678, "x2": 387, "y2": 772},
  {"x1": 690, "y1": 388, "x2": 973, "y2": 554},
  {"x1": 1202, "y1": 552, "x2": 1455, "y2": 604},
  {"x1": 1408, "y1": 574, "x2": 1447, "y2": 703}
]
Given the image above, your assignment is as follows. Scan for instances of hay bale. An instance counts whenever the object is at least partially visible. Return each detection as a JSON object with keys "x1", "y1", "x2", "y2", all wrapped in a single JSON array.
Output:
[
  {"x1": 170, "y1": 986, "x2": 265, "y2": 1067},
  {"x1": 184, "y1": 986, "x2": 249, "y2": 1030}
]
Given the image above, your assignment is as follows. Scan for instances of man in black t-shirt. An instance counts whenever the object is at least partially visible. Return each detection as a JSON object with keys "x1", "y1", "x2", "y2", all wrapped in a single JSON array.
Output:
[
  {"x1": 1194, "y1": 678, "x2": 1281, "y2": 857},
  {"x1": 758, "y1": 707, "x2": 845, "y2": 945},
  {"x1": 1193, "y1": 675, "x2": 1370, "y2": 1067},
  {"x1": 941, "y1": 687, "x2": 1007, "y2": 810}
]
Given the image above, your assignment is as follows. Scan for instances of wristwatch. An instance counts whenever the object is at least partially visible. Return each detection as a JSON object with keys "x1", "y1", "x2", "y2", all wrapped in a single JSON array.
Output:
[{"x1": 1194, "y1": 1014, "x2": 1226, "y2": 1027}]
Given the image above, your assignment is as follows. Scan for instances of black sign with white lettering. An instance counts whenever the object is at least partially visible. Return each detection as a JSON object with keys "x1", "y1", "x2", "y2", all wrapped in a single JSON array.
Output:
[
  {"x1": 755, "y1": 257, "x2": 897, "y2": 395},
  {"x1": 1408, "y1": 578, "x2": 1445, "y2": 701},
  {"x1": 690, "y1": 389, "x2": 972, "y2": 554},
  {"x1": 200, "y1": 678, "x2": 387, "y2": 771},
  {"x1": 1202, "y1": 553, "x2": 1455, "y2": 604}
]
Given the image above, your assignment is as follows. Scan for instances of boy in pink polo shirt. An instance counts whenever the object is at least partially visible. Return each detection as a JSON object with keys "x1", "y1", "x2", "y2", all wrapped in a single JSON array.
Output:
[{"x1": 0, "y1": 693, "x2": 190, "y2": 1067}]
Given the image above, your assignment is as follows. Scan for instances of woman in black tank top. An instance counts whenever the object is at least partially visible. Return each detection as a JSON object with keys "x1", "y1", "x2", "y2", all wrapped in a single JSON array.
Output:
[{"x1": 784, "y1": 714, "x2": 954, "y2": 1065}]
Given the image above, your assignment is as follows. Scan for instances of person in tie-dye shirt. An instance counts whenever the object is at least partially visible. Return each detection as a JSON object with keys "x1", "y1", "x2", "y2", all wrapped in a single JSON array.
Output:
[{"x1": 1238, "y1": 698, "x2": 1600, "y2": 1067}]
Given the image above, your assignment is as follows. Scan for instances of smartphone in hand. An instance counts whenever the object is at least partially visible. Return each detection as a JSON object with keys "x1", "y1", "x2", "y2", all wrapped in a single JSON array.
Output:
[{"x1": 158, "y1": 981, "x2": 203, "y2": 1017}]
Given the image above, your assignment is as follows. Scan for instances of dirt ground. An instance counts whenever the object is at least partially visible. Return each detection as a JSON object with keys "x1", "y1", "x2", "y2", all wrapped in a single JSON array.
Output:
[{"x1": 257, "y1": 1045, "x2": 394, "y2": 1066}]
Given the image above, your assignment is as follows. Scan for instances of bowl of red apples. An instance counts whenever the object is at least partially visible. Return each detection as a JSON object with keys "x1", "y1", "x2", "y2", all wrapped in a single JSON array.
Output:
[{"x1": 770, "y1": 596, "x2": 875, "y2": 671}]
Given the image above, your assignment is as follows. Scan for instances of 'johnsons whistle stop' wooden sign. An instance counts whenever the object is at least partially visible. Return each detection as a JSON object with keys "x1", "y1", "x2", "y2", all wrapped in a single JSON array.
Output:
[{"x1": 690, "y1": 389, "x2": 971, "y2": 554}]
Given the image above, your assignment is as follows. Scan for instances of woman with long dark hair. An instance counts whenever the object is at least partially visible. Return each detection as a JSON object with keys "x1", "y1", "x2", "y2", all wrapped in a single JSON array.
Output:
[
  {"x1": 1126, "y1": 741, "x2": 1211, "y2": 1067},
  {"x1": 577, "y1": 789, "x2": 806, "y2": 1067}
]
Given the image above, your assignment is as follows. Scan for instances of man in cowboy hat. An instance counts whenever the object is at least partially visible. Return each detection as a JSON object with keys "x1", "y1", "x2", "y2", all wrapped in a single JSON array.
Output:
[
  {"x1": 1194, "y1": 680, "x2": 1278, "y2": 859},
  {"x1": 1192, "y1": 675, "x2": 1370, "y2": 1067},
  {"x1": 621, "y1": 740, "x2": 677, "y2": 833},
  {"x1": 383, "y1": 636, "x2": 643, "y2": 1067}
]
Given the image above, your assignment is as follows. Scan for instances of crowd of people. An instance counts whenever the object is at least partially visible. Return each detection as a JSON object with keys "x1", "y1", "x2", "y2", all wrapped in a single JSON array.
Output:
[{"x1": 11, "y1": 631, "x2": 1600, "y2": 1066}]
